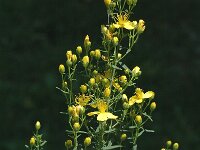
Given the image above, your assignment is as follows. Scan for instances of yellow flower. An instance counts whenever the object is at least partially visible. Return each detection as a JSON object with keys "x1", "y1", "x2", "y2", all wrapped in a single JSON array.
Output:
[
  {"x1": 87, "y1": 101, "x2": 118, "y2": 121},
  {"x1": 129, "y1": 88, "x2": 154, "y2": 106},
  {"x1": 113, "y1": 13, "x2": 137, "y2": 30},
  {"x1": 75, "y1": 94, "x2": 91, "y2": 106}
]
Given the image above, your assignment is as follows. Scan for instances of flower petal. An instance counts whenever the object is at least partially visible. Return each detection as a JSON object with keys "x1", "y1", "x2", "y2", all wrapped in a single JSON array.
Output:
[
  {"x1": 129, "y1": 96, "x2": 137, "y2": 106},
  {"x1": 97, "y1": 113, "x2": 108, "y2": 121},
  {"x1": 124, "y1": 22, "x2": 135, "y2": 30},
  {"x1": 144, "y1": 91, "x2": 155, "y2": 99},
  {"x1": 113, "y1": 23, "x2": 120, "y2": 29},
  {"x1": 135, "y1": 99, "x2": 143, "y2": 104},
  {"x1": 87, "y1": 111, "x2": 99, "y2": 116},
  {"x1": 106, "y1": 112, "x2": 118, "y2": 120}
]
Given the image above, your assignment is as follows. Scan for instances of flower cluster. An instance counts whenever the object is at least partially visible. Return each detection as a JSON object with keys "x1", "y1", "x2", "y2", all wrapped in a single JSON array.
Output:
[
  {"x1": 25, "y1": 121, "x2": 47, "y2": 150},
  {"x1": 57, "y1": 0, "x2": 161, "y2": 149}
]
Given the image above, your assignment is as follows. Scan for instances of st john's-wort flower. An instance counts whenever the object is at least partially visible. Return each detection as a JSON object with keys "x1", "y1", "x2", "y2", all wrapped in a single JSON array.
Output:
[
  {"x1": 113, "y1": 13, "x2": 137, "y2": 30},
  {"x1": 129, "y1": 88, "x2": 155, "y2": 106},
  {"x1": 87, "y1": 101, "x2": 118, "y2": 122}
]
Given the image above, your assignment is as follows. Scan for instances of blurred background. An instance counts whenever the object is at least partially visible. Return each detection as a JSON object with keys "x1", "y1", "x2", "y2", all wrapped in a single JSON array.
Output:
[{"x1": 0, "y1": 0, "x2": 199, "y2": 149}]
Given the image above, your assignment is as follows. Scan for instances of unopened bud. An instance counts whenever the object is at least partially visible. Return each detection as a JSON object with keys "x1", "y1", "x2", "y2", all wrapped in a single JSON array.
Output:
[
  {"x1": 89, "y1": 78, "x2": 95, "y2": 86},
  {"x1": 127, "y1": 0, "x2": 137, "y2": 6},
  {"x1": 73, "y1": 122, "x2": 80, "y2": 131},
  {"x1": 30, "y1": 137, "x2": 35, "y2": 146},
  {"x1": 71, "y1": 54, "x2": 77, "y2": 64},
  {"x1": 65, "y1": 140, "x2": 73, "y2": 148},
  {"x1": 94, "y1": 49, "x2": 101, "y2": 60},
  {"x1": 104, "y1": 0, "x2": 111, "y2": 7},
  {"x1": 113, "y1": 37, "x2": 119, "y2": 46},
  {"x1": 76, "y1": 46, "x2": 82, "y2": 54},
  {"x1": 123, "y1": 102, "x2": 129, "y2": 109},
  {"x1": 122, "y1": 94, "x2": 128, "y2": 102},
  {"x1": 135, "y1": 115, "x2": 142, "y2": 125},
  {"x1": 120, "y1": 133, "x2": 127, "y2": 141},
  {"x1": 104, "y1": 88, "x2": 111, "y2": 98},
  {"x1": 59, "y1": 64, "x2": 65, "y2": 74},
  {"x1": 173, "y1": 143, "x2": 179, "y2": 150},
  {"x1": 132, "y1": 66, "x2": 141, "y2": 77},
  {"x1": 84, "y1": 137, "x2": 92, "y2": 147},
  {"x1": 82, "y1": 56, "x2": 89, "y2": 68},
  {"x1": 92, "y1": 70, "x2": 98, "y2": 76},
  {"x1": 137, "y1": 20, "x2": 145, "y2": 34},
  {"x1": 35, "y1": 121, "x2": 41, "y2": 130},
  {"x1": 118, "y1": 53, "x2": 122, "y2": 59},
  {"x1": 166, "y1": 140, "x2": 172, "y2": 148},
  {"x1": 80, "y1": 85, "x2": 87, "y2": 94},
  {"x1": 66, "y1": 59, "x2": 72, "y2": 67},
  {"x1": 119, "y1": 75, "x2": 127, "y2": 84},
  {"x1": 90, "y1": 50, "x2": 95, "y2": 57},
  {"x1": 150, "y1": 102, "x2": 156, "y2": 111}
]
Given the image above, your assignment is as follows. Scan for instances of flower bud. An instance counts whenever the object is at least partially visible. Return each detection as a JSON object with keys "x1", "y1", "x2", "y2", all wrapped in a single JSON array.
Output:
[
  {"x1": 76, "y1": 105, "x2": 85, "y2": 115},
  {"x1": 124, "y1": 68, "x2": 130, "y2": 74},
  {"x1": 90, "y1": 50, "x2": 95, "y2": 57},
  {"x1": 73, "y1": 122, "x2": 80, "y2": 131},
  {"x1": 68, "y1": 106, "x2": 74, "y2": 116},
  {"x1": 102, "y1": 78, "x2": 109, "y2": 86},
  {"x1": 62, "y1": 81, "x2": 68, "y2": 89},
  {"x1": 84, "y1": 35, "x2": 91, "y2": 49},
  {"x1": 137, "y1": 20, "x2": 145, "y2": 34},
  {"x1": 120, "y1": 133, "x2": 127, "y2": 141},
  {"x1": 72, "y1": 114, "x2": 79, "y2": 123},
  {"x1": 104, "y1": 87, "x2": 111, "y2": 98},
  {"x1": 66, "y1": 50, "x2": 72, "y2": 60},
  {"x1": 135, "y1": 115, "x2": 142, "y2": 125},
  {"x1": 35, "y1": 121, "x2": 41, "y2": 130},
  {"x1": 84, "y1": 137, "x2": 92, "y2": 147},
  {"x1": 132, "y1": 66, "x2": 141, "y2": 77},
  {"x1": 30, "y1": 137, "x2": 35, "y2": 146},
  {"x1": 89, "y1": 78, "x2": 95, "y2": 86},
  {"x1": 118, "y1": 53, "x2": 122, "y2": 59},
  {"x1": 150, "y1": 102, "x2": 156, "y2": 111},
  {"x1": 104, "y1": 0, "x2": 111, "y2": 7},
  {"x1": 76, "y1": 46, "x2": 82, "y2": 54},
  {"x1": 173, "y1": 143, "x2": 179, "y2": 150},
  {"x1": 127, "y1": 0, "x2": 137, "y2": 6},
  {"x1": 71, "y1": 54, "x2": 77, "y2": 64},
  {"x1": 161, "y1": 148, "x2": 166, "y2": 150},
  {"x1": 66, "y1": 59, "x2": 72, "y2": 67},
  {"x1": 92, "y1": 70, "x2": 98, "y2": 76},
  {"x1": 166, "y1": 140, "x2": 172, "y2": 148},
  {"x1": 94, "y1": 49, "x2": 101, "y2": 60},
  {"x1": 122, "y1": 94, "x2": 128, "y2": 102},
  {"x1": 113, "y1": 37, "x2": 119, "y2": 46},
  {"x1": 123, "y1": 102, "x2": 129, "y2": 109},
  {"x1": 65, "y1": 139, "x2": 73, "y2": 148},
  {"x1": 119, "y1": 75, "x2": 127, "y2": 84},
  {"x1": 59, "y1": 64, "x2": 65, "y2": 74},
  {"x1": 101, "y1": 25, "x2": 108, "y2": 34},
  {"x1": 82, "y1": 56, "x2": 89, "y2": 68},
  {"x1": 80, "y1": 85, "x2": 87, "y2": 93}
]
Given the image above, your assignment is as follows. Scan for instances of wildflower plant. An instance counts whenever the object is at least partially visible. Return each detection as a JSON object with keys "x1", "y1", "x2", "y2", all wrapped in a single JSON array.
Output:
[
  {"x1": 57, "y1": 0, "x2": 156, "y2": 149},
  {"x1": 25, "y1": 0, "x2": 180, "y2": 150}
]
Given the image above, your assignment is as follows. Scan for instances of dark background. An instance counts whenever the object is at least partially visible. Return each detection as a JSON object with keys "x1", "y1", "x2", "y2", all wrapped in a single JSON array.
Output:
[{"x1": 0, "y1": 0, "x2": 199, "y2": 149}]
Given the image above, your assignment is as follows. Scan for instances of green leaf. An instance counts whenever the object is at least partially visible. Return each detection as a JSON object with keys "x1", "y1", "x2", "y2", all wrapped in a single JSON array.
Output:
[
  {"x1": 25, "y1": 145, "x2": 29, "y2": 149},
  {"x1": 129, "y1": 126, "x2": 136, "y2": 129},
  {"x1": 112, "y1": 65, "x2": 122, "y2": 70},
  {"x1": 103, "y1": 145, "x2": 123, "y2": 150},
  {"x1": 138, "y1": 129, "x2": 145, "y2": 137},
  {"x1": 145, "y1": 129, "x2": 155, "y2": 133},
  {"x1": 142, "y1": 112, "x2": 153, "y2": 122},
  {"x1": 132, "y1": 144, "x2": 137, "y2": 150}
]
